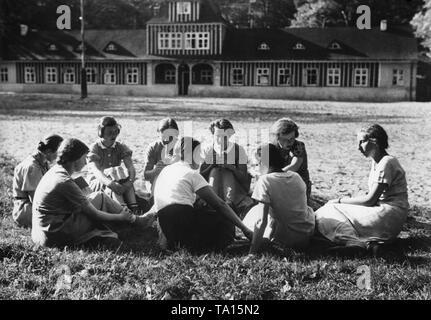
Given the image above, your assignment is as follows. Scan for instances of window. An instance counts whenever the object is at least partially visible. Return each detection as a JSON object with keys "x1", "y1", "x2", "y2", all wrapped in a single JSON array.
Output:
[
  {"x1": 165, "y1": 69, "x2": 176, "y2": 82},
  {"x1": 258, "y1": 43, "x2": 270, "y2": 51},
  {"x1": 354, "y1": 68, "x2": 368, "y2": 87},
  {"x1": 25, "y1": 67, "x2": 36, "y2": 83},
  {"x1": 171, "y1": 33, "x2": 182, "y2": 49},
  {"x1": 158, "y1": 33, "x2": 170, "y2": 50},
  {"x1": 329, "y1": 42, "x2": 341, "y2": 50},
  {"x1": 158, "y1": 33, "x2": 182, "y2": 50},
  {"x1": 75, "y1": 43, "x2": 84, "y2": 52},
  {"x1": 304, "y1": 68, "x2": 318, "y2": 86},
  {"x1": 293, "y1": 43, "x2": 305, "y2": 50},
  {"x1": 177, "y1": 1, "x2": 191, "y2": 17},
  {"x1": 200, "y1": 69, "x2": 212, "y2": 84},
  {"x1": 104, "y1": 68, "x2": 116, "y2": 84},
  {"x1": 48, "y1": 44, "x2": 58, "y2": 51},
  {"x1": 327, "y1": 68, "x2": 341, "y2": 86},
  {"x1": 106, "y1": 43, "x2": 116, "y2": 52},
  {"x1": 393, "y1": 69, "x2": 404, "y2": 86},
  {"x1": 256, "y1": 68, "x2": 270, "y2": 86},
  {"x1": 185, "y1": 32, "x2": 209, "y2": 50},
  {"x1": 231, "y1": 68, "x2": 244, "y2": 86},
  {"x1": 0, "y1": 67, "x2": 8, "y2": 83},
  {"x1": 86, "y1": 68, "x2": 97, "y2": 84},
  {"x1": 45, "y1": 67, "x2": 57, "y2": 84},
  {"x1": 278, "y1": 68, "x2": 291, "y2": 86},
  {"x1": 63, "y1": 68, "x2": 75, "y2": 84},
  {"x1": 126, "y1": 68, "x2": 139, "y2": 84}
]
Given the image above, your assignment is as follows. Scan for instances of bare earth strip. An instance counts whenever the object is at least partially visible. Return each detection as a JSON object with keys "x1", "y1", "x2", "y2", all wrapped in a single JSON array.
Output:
[{"x1": 0, "y1": 93, "x2": 430, "y2": 210}]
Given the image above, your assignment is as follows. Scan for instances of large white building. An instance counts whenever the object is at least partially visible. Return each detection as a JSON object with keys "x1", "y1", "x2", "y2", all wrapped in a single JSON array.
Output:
[{"x1": 0, "y1": 0, "x2": 423, "y2": 101}]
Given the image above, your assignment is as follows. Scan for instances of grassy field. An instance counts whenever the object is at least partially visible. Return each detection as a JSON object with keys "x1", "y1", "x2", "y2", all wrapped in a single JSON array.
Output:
[{"x1": 0, "y1": 93, "x2": 430, "y2": 300}]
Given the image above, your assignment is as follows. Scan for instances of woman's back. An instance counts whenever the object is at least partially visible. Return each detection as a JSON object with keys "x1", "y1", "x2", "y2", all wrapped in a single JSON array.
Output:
[{"x1": 250, "y1": 171, "x2": 315, "y2": 246}]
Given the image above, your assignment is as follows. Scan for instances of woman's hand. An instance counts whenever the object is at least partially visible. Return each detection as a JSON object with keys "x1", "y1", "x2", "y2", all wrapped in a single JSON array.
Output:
[
  {"x1": 242, "y1": 227, "x2": 254, "y2": 241},
  {"x1": 118, "y1": 207, "x2": 135, "y2": 223},
  {"x1": 108, "y1": 181, "x2": 125, "y2": 195},
  {"x1": 328, "y1": 198, "x2": 339, "y2": 204}
]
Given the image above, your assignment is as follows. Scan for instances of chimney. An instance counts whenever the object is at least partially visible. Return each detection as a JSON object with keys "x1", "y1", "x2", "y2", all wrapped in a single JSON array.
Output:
[
  {"x1": 20, "y1": 24, "x2": 28, "y2": 36},
  {"x1": 380, "y1": 20, "x2": 387, "y2": 32}
]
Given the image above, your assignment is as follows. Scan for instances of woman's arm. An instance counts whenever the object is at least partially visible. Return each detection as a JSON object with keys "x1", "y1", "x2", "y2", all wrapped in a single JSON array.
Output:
[
  {"x1": 81, "y1": 201, "x2": 135, "y2": 223},
  {"x1": 282, "y1": 156, "x2": 303, "y2": 172},
  {"x1": 196, "y1": 186, "x2": 253, "y2": 240},
  {"x1": 200, "y1": 162, "x2": 217, "y2": 178},
  {"x1": 249, "y1": 202, "x2": 270, "y2": 255},
  {"x1": 123, "y1": 156, "x2": 136, "y2": 182},
  {"x1": 88, "y1": 162, "x2": 124, "y2": 194},
  {"x1": 330, "y1": 183, "x2": 387, "y2": 207}
]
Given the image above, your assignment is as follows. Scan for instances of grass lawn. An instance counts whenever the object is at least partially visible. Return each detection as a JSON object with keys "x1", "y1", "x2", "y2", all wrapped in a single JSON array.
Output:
[{"x1": 0, "y1": 93, "x2": 430, "y2": 300}]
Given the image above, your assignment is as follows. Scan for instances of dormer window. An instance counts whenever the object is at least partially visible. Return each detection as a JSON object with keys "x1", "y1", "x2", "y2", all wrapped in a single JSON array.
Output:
[
  {"x1": 258, "y1": 43, "x2": 270, "y2": 51},
  {"x1": 177, "y1": 2, "x2": 191, "y2": 15},
  {"x1": 75, "y1": 43, "x2": 84, "y2": 52},
  {"x1": 329, "y1": 42, "x2": 341, "y2": 50},
  {"x1": 293, "y1": 43, "x2": 305, "y2": 50},
  {"x1": 105, "y1": 43, "x2": 117, "y2": 52},
  {"x1": 48, "y1": 44, "x2": 58, "y2": 51}
]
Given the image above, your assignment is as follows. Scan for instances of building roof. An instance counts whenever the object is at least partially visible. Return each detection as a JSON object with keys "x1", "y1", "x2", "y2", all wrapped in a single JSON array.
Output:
[
  {"x1": 2, "y1": 27, "x2": 418, "y2": 61},
  {"x1": 147, "y1": 0, "x2": 225, "y2": 24},
  {"x1": 4, "y1": 29, "x2": 170, "y2": 61},
  {"x1": 222, "y1": 27, "x2": 418, "y2": 61}
]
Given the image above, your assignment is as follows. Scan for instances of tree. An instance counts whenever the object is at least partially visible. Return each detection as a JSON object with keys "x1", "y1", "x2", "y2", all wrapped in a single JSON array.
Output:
[
  {"x1": 291, "y1": 0, "x2": 424, "y2": 28},
  {"x1": 290, "y1": 0, "x2": 346, "y2": 27},
  {"x1": 411, "y1": 0, "x2": 431, "y2": 53},
  {"x1": 215, "y1": 0, "x2": 297, "y2": 28}
]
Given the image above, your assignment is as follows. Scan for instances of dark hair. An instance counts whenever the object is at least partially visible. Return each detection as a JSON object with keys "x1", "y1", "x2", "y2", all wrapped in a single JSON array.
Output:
[
  {"x1": 98, "y1": 116, "x2": 121, "y2": 138},
  {"x1": 256, "y1": 143, "x2": 285, "y2": 172},
  {"x1": 174, "y1": 137, "x2": 201, "y2": 164},
  {"x1": 158, "y1": 118, "x2": 179, "y2": 132},
  {"x1": 359, "y1": 124, "x2": 389, "y2": 150},
  {"x1": 209, "y1": 118, "x2": 235, "y2": 135},
  {"x1": 270, "y1": 118, "x2": 299, "y2": 138},
  {"x1": 37, "y1": 134, "x2": 63, "y2": 153},
  {"x1": 57, "y1": 138, "x2": 90, "y2": 165}
]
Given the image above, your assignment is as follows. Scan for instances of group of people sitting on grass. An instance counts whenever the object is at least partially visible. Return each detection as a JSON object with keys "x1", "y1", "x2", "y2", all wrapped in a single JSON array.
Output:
[{"x1": 11, "y1": 115, "x2": 409, "y2": 256}]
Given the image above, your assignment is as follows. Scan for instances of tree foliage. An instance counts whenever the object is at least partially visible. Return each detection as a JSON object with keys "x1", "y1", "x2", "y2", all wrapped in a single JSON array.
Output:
[
  {"x1": 0, "y1": 0, "x2": 427, "y2": 34},
  {"x1": 411, "y1": 0, "x2": 431, "y2": 53},
  {"x1": 291, "y1": 0, "x2": 424, "y2": 28}
]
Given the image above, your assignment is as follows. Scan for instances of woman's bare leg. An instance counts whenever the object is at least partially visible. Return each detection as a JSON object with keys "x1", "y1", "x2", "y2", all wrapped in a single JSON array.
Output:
[{"x1": 88, "y1": 191, "x2": 124, "y2": 214}]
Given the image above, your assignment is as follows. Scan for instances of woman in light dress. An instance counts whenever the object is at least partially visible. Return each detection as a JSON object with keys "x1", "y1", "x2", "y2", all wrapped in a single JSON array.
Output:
[{"x1": 315, "y1": 124, "x2": 409, "y2": 253}]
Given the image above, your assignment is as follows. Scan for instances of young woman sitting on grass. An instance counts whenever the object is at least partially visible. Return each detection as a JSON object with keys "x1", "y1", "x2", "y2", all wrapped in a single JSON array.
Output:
[
  {"x1": 153, "y1": 136, "x2": 253, "y2": 253},
  {"x1": 243, "y1": 143, "x2": 315, "y2": 255},
  {"x1": 12, "y1": 134, "x2": 63, "y2": 228},
  {"x1": 270, "y1": 118, "x2": 312, "y2": 203},
  {"x1": 143, "y1": 118, "x2": 180, "y2": 198},
  {"x1": 315, "y1": 124, "x2": 409, "y2": 254},
  {"x1": 31, "y1": 138, "x2": 151, "y2": 248},
  {"x1": 199, "y1": 119, "x2": 254, "y2": 218},
  {"x1": 87, "y1": 116, "x2": 142, "y2": 212}
]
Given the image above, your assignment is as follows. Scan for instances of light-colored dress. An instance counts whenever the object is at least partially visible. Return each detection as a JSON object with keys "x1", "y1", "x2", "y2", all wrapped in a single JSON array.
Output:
[
  {"x1": 87, "y1": 139, "x2": 133, "y2": 191},
  {"x1": 12, "y1": 152, "x2": 48, "y2": 228},
  {"x1": 243, "y1": 171, "x2": 315, "y2": 249},
  {"x1": 32, "y1": 165, "x2": 118, "y2": 247},
  {"x1": 316, "y1": 155, "x2": 409, "y2": 246},
  {"x1": 200, "y1": 142, "x2": 253, "y2": 216}
]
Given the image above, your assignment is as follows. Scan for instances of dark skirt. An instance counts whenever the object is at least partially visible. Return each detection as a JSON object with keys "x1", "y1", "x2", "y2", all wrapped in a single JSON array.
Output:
[{"x1": 157, "y1": 204, "x2": 235, "y2": 253}]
